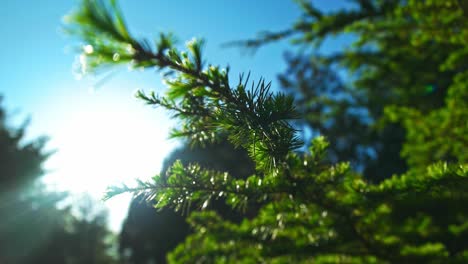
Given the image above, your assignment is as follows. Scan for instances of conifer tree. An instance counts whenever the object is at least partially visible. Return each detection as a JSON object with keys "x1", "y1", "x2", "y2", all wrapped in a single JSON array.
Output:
[
  {"x1": 67, "y1": 0, "x2": 468, "y2": 263},
  {"x1": 119, "y1": 140, "x2": 254, "y2": 263},
  {"x1": 0, "y1": 97, "x2": 118, "y2": 264}
]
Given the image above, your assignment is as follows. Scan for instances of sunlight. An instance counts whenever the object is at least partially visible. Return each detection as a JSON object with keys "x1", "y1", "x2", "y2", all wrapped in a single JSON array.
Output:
[{"x1": 43, "y1": 89, "x2": 176, "y2": 230}]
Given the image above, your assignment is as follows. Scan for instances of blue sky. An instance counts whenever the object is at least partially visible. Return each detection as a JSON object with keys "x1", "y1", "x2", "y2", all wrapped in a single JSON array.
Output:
[{"x1": 0, "y1": 0, "x2": 350, "y2": 231}]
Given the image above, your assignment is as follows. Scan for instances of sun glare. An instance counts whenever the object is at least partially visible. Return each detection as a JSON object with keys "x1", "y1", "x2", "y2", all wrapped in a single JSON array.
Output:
[{"x1": 43, "y1": 89, "x2": 176, "y2": 230}]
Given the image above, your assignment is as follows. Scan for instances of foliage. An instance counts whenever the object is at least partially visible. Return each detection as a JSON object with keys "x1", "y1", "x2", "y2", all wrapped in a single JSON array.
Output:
[
  {"x1": 18, "y1": 196, "x2": 119, "y2": 264},
  {"x1": 67, "y1": 0, "x2": 468, "y2": 263},
  {"x1": 119, "y1": 140, "x2": 254, "y2": 263},
  {"x1": 0, "y1": 98, "x2": 118, "y2": 264},
  {"x1": 0, "y1": 97, "x2": 50, "y2": 191},
  {"x1": 274, "y1": 0, "x2": 468, "y2": 181}
]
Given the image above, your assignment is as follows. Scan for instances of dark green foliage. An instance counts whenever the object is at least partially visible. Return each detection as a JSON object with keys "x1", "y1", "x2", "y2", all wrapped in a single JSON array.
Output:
[
  {"x1": 273, "y1": 0, "x2": 468, "y2": 181},
  {"x1": 0, "y1": 97, "x2": 50, "y2": 191},
  {"x1": 279, "y1": 53, "x2": 408, "y2": 181},
  {"x1": 68, "y1": 0, "x2": 468, "y2": 263},
  {"x1": 19, "y1": 197, "x2": 119, "y2": 264},
  {"x1": 119, "y1": 198, "x2": 190, "y2": 264}
]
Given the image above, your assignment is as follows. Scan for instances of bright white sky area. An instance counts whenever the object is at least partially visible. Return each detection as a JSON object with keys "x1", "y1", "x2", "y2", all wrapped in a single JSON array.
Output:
[{"x1": 41, "y1": 81, "x2": 177, "y2": 231}]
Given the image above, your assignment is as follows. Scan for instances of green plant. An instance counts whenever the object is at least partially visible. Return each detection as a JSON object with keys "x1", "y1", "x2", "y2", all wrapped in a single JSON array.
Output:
[{"x1": 67, "y1": 0, "x2": 468, "y2": 262}]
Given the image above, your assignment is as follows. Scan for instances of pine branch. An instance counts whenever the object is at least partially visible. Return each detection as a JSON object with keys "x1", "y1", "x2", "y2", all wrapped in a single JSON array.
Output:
[{"x1": 66, "y1": 0, "x2": 302, "y2": 171}]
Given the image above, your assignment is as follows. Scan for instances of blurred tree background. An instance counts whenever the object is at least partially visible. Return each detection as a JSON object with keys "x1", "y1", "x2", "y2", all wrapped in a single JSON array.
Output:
[
  {"x1": 89, "y1": 0, "x2": 465, "y2": 262},
  {"x1": 2, "y1": 0, "x2": 467, "y2": 263},
  {"x1": 0, "y1": 97, "x2": 118, "y2": 263},
  {"x1": 63, "y1": 0, "x2": 467, "y2": 263},
  {"x1": 119, "y1": 140, "x2": 255, "y2": 263}
]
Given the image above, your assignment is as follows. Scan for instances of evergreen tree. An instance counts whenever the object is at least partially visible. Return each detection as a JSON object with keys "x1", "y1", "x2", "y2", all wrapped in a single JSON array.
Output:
[
  {"x1": 0, "y1": 97, "x2": 118, "y2": 264},
  {"x1": 22, "y1": 196, "x2": 119, "y2": 264},
  {"x1": 119, "y1": 140, "x2": 254, "y2": 263},
  {"x1": 67, "y1": 0, "x2": 468, "y2": 262},
  {"x1": 267, "y1": 0, "x2": 468, "y2": 181}
]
